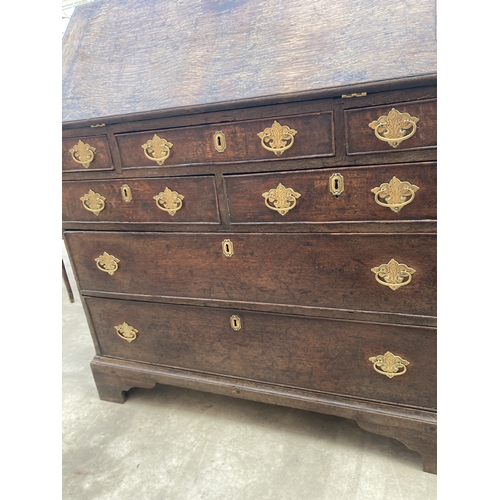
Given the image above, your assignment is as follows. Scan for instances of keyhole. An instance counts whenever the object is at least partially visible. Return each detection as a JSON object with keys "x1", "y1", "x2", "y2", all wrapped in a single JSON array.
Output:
[
  {"x1": 225, "y1": 243, "x2": 230, "y2": 253},
  {"x1": 230, "y1": 315, "x2": 241, "y2": 331},
  {"x1": 217, "y1": 136, "x2": 222, "y2": 147},
  {"x1": 123, "y1": 187, "x2": 128, "y2": 197},
  {"x1": 334, "y1": 179, "x2": 339, "y2": 190}
]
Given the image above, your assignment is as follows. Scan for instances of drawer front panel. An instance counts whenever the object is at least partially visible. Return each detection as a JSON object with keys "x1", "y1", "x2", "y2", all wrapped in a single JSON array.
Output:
[
  {"x1": 86, "y1": 297, "x2": 436, "y2": 410},
  {"x1": 62, "y1": 176, "x2": 220, "y2": 224},
  {"x1": 225, "y1": 163, "x2": 436, "y2": 223},
  {"x1": 66, "y1": 232, "x2": 436, "y2": 318},
  {"x1": 345, "y1": 99, "x2": 436, "y2": 155},
  {"x1": 116, "y1": 112, "x2": 334, "y2": 169},
  {"x1": 62, "y1": 135, "x2": 114, "y2": 172}
]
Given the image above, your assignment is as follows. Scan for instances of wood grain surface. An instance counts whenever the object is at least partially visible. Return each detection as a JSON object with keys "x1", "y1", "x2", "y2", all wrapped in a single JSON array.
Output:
[{"x1": 62, "y1": 0, "x2": 437, "y2": 122}]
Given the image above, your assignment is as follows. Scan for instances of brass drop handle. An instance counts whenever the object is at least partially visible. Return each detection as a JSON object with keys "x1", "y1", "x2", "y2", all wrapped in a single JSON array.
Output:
[
  {"x1": 257, "y1": 120, "x2": 297, "y2": 156},
  {"x1": 80, "y1": 189, "x2": 106, "y2": 216},
  {"x1": 371, "y1": 259, "x2": 415, "y2": 290},
  {"x1": 371, "y1": 177, "x2": 419, "y2": 213},
  {"x1": 369, "y1": 351, "x2": 409, "y2": 378},
  {"x1": 114, "y1": 322, "x2": 138, "y2": 343},
  {"x1": 230, "y1": 315, "x2": 242, "y2": 331},
  {"x1": 262, "y1": 183, "x2": 301, "y2": 216},
  {"x1": 70, "y1": 140, "x2": 96, "y2": 168},
  {"x1": 368, "y1": 108, "x2": 419, "y2": 148},
  {"x1": 142, "y1": 134, "x2": 173, "y2": 165},
  {"x1": 153, "y1": 186, "x2": 184, "y2": 215},
  {"x1": 95, "y1": 252, "x2": 120, "y2": 275}
]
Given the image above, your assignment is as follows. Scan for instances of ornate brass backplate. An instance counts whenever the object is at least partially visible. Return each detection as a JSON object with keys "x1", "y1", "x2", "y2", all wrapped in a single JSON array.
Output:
[
  {"x1": 257, "y1": 120, "x2": 297, "y2": 156},
  {"x1": 80, "y1": 189, "x2": 106, "y2": 216},
  {"x1": 70, "y1": 140, "x2": 96, "y2": 168},
  {"x1": 262, "y1": 183, "x2": 301, "y2": 216},
  {"x1": 369, "y1": 351, "x2": 409, "y2": 378},
  {"x1": 371, "y1": 176, "x2": 419, "y2": 212},
  {"x1": 153, "y1": 186, "x2": 185, "y2": 215},
  {"x1": 371, "y1": 259, "x2": 415, "y2": 290},
  {"x1": 368, "y1": 108, "x2": 419, "y2": 148},
  {"x1": 114, "y1": 322, "x2": 138, "y2": 343},
  {"x1": 95, "y1": 252, "x2": 120, "y2": 275},
  {"x1": 142, "y1": 134, "x2": 173, "y2": 165}
]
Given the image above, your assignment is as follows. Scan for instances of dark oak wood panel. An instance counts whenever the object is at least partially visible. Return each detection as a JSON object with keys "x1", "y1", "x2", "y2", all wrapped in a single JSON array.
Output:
[
  {"x1": 65, "y1": 231, "x2": 436, "y2": 319},
  {"x1": 116, "y1": 112, "x2": 334, "y2": 169},
  {"x1": 62, "y1": 176, "x2": 220, "y2": 224},
  {"x1": 345, "y1": 99, "x2": 437, "y2": 155},
  {"x1": 86, "y1": 297, "x2": 436, "y2": 410},
  {"x1": 62, "y1": 135, "x2": 114, "y2": 172},
  {"x1": 225, "y1": 163, "x2": 436, "y2": 224}
]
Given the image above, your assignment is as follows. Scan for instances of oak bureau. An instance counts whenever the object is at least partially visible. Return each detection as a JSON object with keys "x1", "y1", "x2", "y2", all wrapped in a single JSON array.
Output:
[{"x1": 62, "y1": 0, "x2": 437, "y2": 474}]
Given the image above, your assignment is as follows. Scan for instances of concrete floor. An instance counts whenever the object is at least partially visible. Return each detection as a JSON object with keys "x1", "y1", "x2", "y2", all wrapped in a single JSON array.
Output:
[{"x1": 62, "y1": 244, "x2": 437, "y2": 499}]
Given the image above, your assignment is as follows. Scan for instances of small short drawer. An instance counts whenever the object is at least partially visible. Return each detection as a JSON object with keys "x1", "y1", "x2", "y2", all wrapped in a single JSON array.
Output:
[
  {"x1": 62, "y1": 176, "x2": 220, "y2": 224},
  {"x1": 345, "y1": 99, "x2": 436, "y2": 155},
  {"x1": 62, "y1": 135, "x2": 114, "y2": 172},
  {"x1": 225, "y1": 163, "x2": 436, "y2": 223},
  {"x1": 86, "y1": 297, "x2": 436, "y2": 410},
  {"x1": 116, "y1": 112, "x2": 334, "y2": 169}
]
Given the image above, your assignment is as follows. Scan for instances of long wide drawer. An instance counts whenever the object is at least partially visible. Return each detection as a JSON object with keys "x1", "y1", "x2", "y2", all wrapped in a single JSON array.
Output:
[
  {"x1": 86, "y1": 297, "x2": 436, "y2": 410},
  {"x1": 225, "y1": 163, "x2": 436, "y2": 223},
  {"x1": 62, "y1": 176, "x2": 220, "y2": 224},
  {"x1": 66, "y1": 231, "x2": 436, "y2": 319}
]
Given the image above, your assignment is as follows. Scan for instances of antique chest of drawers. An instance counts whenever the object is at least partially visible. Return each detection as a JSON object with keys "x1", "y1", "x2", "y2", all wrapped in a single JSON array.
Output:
[{"x1": 62, "y1": 0, "x2": 437, "y2": 474}]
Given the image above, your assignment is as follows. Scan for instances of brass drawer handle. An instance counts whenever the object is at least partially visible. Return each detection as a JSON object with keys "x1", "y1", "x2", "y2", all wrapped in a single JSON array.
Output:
[
  {"x1": 114, "y1": 322, "x2": 138, "y2": 343},
  {"x1": 262, "y1": 183, "x2": 301, "y2": 216},
  {"x1": 369, "y1": 351, "x2": 409, "y2": 378},
  {"x1": 368, "y1": 108, "x2": 419, "y2": 148},
  {"x1": 153, "y1": 186, "x2": 184, "y2": 215},
  {"x1": 230, "y1": 315, "x2": 242, "y2": 331},
  {"x1": 69, "y1": 140, "x2": 96, "y2": 168},
  {"x1": 371, "y1": 259, "x2": 415, "y2": 290},
  {"x1": 371, "y1": 177, "x2": 419, "y2": 213},
  {"x1": 80, "y1": 189, "x2": 106, "y2": 216},
  {"x1": 142, "y1": 134, "x2": 173, "y2": 165},
  {"x1": 257, "y1": 120, "x2": 297, "y2": 156},
  {"x1": 95, "y1": 252, "x2": 120, "y2": 275}
]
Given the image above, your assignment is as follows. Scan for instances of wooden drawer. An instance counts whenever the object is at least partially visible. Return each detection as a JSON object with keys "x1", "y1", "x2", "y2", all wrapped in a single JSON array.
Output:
[
  {"x1": 115, "y1": 112, "x2": 334, "y2": 169},
  {"x1": 225, "y1": 163, "x2": 436, "y2": 224},
  {"x1": 62, "y1": 176, "x2": 220, "y2": 224},
  {"x1": 86, "y1": 297, "x2": 436, "y2": 410},
  {"x1": 66, "y1": 231, "x2": 436, "y2": 319},
  {"x1": 345, "y1": 99, "x2": 436, "y2": 155},
  {"x1": 62, "y1": 135, "x2": 114, "y2": 172}
]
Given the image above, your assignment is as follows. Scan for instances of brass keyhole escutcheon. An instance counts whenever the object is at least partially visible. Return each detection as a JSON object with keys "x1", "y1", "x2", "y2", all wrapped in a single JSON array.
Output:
[
  {"x1": 70, "y1": 140, "x2": 96, "y2": 168},
  {"x1": 121, "y1": 184, "x2": 133, "y2": 203},
  {"x1": 329, "y1": 173, "x2": 344, "y2": 198},
  {"x1": 230, "y1": 315, "x2": 242, "y2": 331},
  {"x1": 80, "y1": 189, "x2": 106, "y2": 216},
  {"x1": 369, "y1": 351, "x2": 409, "y2": 378},
  {"x1": 114, "y1": 322, "x2": 138, "y2": 343},
  {"x1": 222, "y1": 239, "x2": 234, "y2": 258},
  {"x1": 213, "y1": 131, "x2": 226, "y2": 152},
  {"x1": 142, "y1": 134, "x2": 173, "y2": 165}
]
